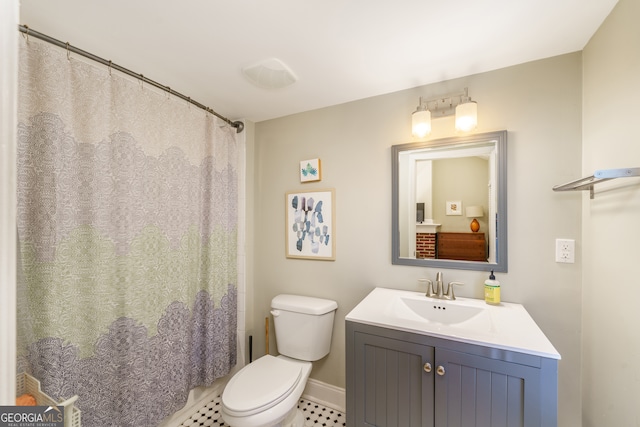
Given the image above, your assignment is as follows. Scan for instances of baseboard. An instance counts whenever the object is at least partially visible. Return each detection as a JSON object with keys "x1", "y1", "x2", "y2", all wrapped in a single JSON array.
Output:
[{"x1": 302, "y1": 378, "x2": 346, "y2": 413}]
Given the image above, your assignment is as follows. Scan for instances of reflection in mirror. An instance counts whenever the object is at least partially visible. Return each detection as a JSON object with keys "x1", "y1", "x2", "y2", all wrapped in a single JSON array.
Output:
[{"x1": 392, "y1": 131, "x2": 507, "y2": 272}]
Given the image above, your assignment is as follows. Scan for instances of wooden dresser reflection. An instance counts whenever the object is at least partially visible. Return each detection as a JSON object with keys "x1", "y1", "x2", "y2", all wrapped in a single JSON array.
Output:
[{"x1": 437, "y1": 232, "x2": 487, "y2": 261}]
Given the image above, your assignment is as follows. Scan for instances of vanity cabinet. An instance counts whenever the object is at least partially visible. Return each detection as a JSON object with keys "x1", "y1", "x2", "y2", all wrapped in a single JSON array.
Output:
[
  {"x1": 346, "y1": 321, "x2": 558, "y2": 427},
  {"x1": 353, "y1": 331, "x2": 435, "y2": 426}
]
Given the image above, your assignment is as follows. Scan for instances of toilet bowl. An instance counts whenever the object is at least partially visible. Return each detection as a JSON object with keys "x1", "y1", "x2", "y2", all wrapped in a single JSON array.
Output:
[
  {"x1": 221, "y1": 355, "x2": 311, "y2": 427},
  {"x1": 221, "y1": 294, "x2": 337, "y2": 427}
]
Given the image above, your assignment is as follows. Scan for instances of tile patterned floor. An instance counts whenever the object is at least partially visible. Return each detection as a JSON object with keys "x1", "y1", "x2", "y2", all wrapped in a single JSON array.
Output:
[{"x1": 178, "y1": 396, "x2": 346, "y2": 427}]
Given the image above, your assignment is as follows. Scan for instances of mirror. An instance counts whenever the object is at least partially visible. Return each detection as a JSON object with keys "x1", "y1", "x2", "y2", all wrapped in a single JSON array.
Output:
[{"x1": 392, "y1": 130, "x2": 507, "y2": 272}]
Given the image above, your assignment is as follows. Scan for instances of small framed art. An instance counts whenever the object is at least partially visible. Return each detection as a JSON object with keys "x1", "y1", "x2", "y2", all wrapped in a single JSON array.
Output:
[
  {"x1": 446, "y1": 200, "x2": 462, "y2": 216},
  {"x1": 300, "y1": 158, "x2": 322, "y2": 183}
]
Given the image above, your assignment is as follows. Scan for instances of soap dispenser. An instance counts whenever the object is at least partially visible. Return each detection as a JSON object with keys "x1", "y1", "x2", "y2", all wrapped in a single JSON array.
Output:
[{"x1": 484, "y1": 270, "x2": 500, "y2": 305}]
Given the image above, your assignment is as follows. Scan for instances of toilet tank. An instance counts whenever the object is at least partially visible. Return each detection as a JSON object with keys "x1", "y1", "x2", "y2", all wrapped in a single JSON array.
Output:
[{"x1": 271, "y1": 294, "x2": 338, "y2": 361}]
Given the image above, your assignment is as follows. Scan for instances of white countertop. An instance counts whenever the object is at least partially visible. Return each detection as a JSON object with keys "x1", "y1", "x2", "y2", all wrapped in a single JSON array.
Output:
[{"x1": 345, "y1": 287, "x2": 561, "y2": 360}]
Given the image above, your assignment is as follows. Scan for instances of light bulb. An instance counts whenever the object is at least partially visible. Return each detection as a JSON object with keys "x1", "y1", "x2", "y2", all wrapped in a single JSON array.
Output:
[
  {"x1": 455, "y1": 101, "x2": 477, "y2": 132},
  {"x1": 412, "y1": 108, "x2": 431, "y2": 138}
]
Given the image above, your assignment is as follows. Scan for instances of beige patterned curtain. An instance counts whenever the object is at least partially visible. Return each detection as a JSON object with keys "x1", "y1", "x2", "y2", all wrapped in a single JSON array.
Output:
[{"x1": 16, "y1": 36, "x2": 238, "y2": 426}]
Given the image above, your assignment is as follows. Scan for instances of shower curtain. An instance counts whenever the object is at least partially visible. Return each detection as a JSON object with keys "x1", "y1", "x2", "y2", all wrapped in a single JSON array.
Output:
[{"x1": 16, "y1": 37, "x2": 238, "y2": 426}]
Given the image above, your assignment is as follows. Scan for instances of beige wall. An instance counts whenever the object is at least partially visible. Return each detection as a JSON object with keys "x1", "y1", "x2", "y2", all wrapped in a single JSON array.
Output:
[
  {"x1": 582, "y1": 0, "x2": 640, "y2": 425},
  {"x1": 253, "y1": 53, "x2": 583, "y2": 424},
  {"x1": 432, "y1": 157, "x2": 489, "y2": 233}
]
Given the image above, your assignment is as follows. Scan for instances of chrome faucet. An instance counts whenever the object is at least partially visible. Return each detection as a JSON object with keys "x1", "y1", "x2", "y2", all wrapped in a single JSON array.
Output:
[
  {"x1": 443, "y1": 280, "x2": 464, "y2": 300},
  {"x1": 423, "y1": 278, "x2": 436, "y2": 298},
  {"x1": 423, "y1": 272, "x2": 443, "y2": 298},
  {"x1": 424, "y1": 272, "x2": 464, "y2": 300},
  {"x1": 434, "y1": 271, "x2": 444, "y2": 297}
]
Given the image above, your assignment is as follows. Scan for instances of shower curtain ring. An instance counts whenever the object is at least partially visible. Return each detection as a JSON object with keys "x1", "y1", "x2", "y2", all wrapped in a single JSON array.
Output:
[
  {"x1": 66, "y1": 42, "x2": 71, "y2": 60},
  {"x1": 108, "y1": 60, "x2": 113, "y2": 76},
  {"x1": 23, "y1": 25, "x2": 30, "y2": 42},
  {"x1": 139, "y1": 74, "x2": 144, "y2": 89}
]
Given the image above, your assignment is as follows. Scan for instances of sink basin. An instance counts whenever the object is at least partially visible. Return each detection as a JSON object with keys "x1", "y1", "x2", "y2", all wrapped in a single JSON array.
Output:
[
  {"x1": 399, "y1": 297, "x2": 484, "y2": 324},
  {"x1": 390, "y1": 295, "x2": 494, "y2": 334},
  {"x1": 346, "y1": 287, "x2": 561, "y2": 359}
]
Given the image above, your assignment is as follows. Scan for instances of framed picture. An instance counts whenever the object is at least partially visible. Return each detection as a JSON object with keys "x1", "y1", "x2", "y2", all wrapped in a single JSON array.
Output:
[
  {"x1": 285, "y1": 189, "x2": 335, "y2": 260},
  {"x1": 300, "y1": 158, "x2": 322, "y2": 183},
  {"x1": 446, "y1": 200, "x2": 462, "y2": 216}
]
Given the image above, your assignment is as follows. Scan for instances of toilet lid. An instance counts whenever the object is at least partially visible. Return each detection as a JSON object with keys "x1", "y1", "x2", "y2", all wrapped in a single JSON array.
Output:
[{"x1": 222, "y1": 355, "x2": 302, "y2": 415}]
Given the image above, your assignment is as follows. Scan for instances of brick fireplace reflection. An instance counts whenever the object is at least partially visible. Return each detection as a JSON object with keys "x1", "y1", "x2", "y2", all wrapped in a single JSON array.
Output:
[{"x1": 416, "y1": 232, "x2": 436, "y2": 259}]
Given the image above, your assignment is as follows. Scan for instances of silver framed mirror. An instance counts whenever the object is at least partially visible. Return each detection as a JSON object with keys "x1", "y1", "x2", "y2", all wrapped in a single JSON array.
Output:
[{"x1": 392, "y1": 130, "x2": 507, "y2": 272}]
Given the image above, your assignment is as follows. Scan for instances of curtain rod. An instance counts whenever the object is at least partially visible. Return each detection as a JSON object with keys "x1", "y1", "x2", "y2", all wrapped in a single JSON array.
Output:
[{"x1": 18, "y1": 25, "x2": 245, "y2": 134}]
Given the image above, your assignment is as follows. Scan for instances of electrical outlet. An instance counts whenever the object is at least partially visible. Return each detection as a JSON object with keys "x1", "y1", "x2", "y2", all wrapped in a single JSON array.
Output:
[{"x1": 555, "y1": 238, "x2": 575, "y2": 263}]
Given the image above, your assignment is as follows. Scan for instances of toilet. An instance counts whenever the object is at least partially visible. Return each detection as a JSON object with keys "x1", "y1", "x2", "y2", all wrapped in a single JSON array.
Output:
[{"x1": 221, "y1": 294, "x2": 338, "y2": 427}]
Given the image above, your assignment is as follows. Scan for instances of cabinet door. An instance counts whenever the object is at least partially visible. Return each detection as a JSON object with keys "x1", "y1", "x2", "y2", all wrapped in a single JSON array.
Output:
[
  {"x1": 434, "y1": 348, "x2": 542, "y2": 427},
  {"x1": 353, "y1": 332, "x2": 435, "y2": 427}
]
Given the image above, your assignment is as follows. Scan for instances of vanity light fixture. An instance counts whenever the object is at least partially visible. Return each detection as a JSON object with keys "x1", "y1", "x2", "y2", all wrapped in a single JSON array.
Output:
[{"x1": 411, "y1": 88, "x2": 478, "y2": 137}]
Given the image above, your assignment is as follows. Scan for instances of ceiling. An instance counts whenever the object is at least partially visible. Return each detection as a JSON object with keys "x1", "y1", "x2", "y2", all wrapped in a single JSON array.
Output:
[{"x1": 20, "y1": 0, "x2": 618, "y2": 123}]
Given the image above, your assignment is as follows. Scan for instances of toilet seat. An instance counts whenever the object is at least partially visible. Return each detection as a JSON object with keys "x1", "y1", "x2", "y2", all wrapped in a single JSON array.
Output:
[{"x1": 222, "y1": 355, "x2": 302, "y2": 417}]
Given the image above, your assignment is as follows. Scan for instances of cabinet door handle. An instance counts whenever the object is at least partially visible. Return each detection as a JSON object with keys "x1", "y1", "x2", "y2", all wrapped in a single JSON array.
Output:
[
  {"x1": 423, "y1": 362, "x2": 432, "y2": 373},
  {"x1": 437, "y1": 365, "x2": 446, "y2": 376}
]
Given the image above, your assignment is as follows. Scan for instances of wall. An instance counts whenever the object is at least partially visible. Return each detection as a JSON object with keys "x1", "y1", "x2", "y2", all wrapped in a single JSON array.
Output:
[
  {"x1": 243, "y1": 119, "x2": 257, "y2": 366},
  {"x1": 582, "y1": 0, "x2": 640, "y2": 424},
  {"x1": 253, "y1": 53, "x2": 583, "y2": 424},
  {"x1": 432, "y1": 157, "x2": 489, "y2": 232}
]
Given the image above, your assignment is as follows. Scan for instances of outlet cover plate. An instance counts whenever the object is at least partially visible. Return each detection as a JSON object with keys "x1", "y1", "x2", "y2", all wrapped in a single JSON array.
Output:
[{"x1": 555, "y1": 238, "x2": 575, "y2": 263}]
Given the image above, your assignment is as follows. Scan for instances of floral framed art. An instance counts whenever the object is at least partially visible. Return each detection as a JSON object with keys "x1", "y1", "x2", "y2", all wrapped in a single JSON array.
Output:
[
  {"x1": 285, "y1": 189, "x2": 335, "y2": 260},
  {"x1": 300, "y1": 158, "x2": 322, "y2": 183},
  {"x1": 446, "y1": 200, "x2": 463, "y2": 216}
]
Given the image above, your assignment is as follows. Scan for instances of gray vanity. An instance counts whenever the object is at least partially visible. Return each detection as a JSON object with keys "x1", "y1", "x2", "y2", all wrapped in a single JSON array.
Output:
[{"x1": 345, "y1": 287, "x2": 560, "y2": 427}]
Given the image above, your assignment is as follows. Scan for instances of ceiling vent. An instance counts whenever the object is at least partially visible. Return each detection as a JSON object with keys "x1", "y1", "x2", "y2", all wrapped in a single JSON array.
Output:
[{"x1": 241, "y1": 58, "x2": 297, "y2": 90}]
